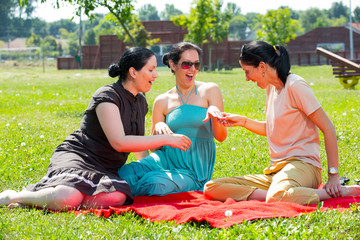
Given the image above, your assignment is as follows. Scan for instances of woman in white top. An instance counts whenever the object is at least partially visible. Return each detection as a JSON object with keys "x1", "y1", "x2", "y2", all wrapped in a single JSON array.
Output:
[{"x1": 204, "y1": 41, "x2": 360, "y2": 205}]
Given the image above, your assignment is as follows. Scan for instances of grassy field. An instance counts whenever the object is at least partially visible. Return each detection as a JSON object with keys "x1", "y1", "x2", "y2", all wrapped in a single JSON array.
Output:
[{"x1": 0, "y1": 61, "x2": 360, "y2": 239}]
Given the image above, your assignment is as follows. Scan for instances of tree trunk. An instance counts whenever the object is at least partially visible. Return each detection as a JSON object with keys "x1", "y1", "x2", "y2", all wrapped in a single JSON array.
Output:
[
  {"x1": 208, "y1": 43, "x2": 212, "y2": 72},
  {"x1": 115, "y1": 15, "x2": 137, "y2": 47},
  {"x1": 104, "y1": 3, "x2": 137, "y2": 47}
]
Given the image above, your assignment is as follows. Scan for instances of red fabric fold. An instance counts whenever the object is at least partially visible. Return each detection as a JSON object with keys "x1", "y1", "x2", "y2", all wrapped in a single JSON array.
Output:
[{"x1": 72, "y1": 191, "x2": 360, "y2": 228}]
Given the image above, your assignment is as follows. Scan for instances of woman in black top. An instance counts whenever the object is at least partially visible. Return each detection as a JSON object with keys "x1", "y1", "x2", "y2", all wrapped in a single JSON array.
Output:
[{"x1": 0, "y1": 47, "x2": 191, "y2": 210}]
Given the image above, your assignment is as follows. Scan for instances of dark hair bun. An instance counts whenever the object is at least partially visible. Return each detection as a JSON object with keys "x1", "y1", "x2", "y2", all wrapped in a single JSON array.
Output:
[
  {"x1": 162, "y1": 53, "x2": 170, "y2": 66},
  {"x1": 108, "y1": 63, "x2": 121, "y2": 78}
]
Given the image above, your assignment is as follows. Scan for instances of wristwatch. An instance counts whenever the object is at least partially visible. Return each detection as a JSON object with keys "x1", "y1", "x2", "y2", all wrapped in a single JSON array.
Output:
[{"x1": 328, "y1": 167, "x2": 339, "y2": 175}]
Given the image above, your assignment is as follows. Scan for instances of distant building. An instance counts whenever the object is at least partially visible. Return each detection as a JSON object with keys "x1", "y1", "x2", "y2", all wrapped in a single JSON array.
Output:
[
  {"x1": 286, "y1": 25, "x2": 360, "y2": 65},
  {"x1": 58, "y1": 22, "x2": 360, "y2": 69},
  {"x1": 0, "y1": 38, "x2": 27, "y2": 49}
]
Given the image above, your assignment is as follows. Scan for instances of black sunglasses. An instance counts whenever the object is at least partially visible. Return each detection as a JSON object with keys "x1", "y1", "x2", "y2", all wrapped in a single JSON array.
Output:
[
  {"x1": 240, "y1": 44, "x2": 262, "y2": 60},
  {"x1": 180, "y1": 61, "x2": 201, "y2": 70}
]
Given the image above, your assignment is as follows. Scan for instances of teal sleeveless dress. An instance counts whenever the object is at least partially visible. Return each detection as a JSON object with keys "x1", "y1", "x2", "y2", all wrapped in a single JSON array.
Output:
[{"x1": 118, "y1": 87, "x2": 216, "y2": 196}]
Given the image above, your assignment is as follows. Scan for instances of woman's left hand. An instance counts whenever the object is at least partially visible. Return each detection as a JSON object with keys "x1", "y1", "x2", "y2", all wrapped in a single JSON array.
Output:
[
  {"x1": 203, "y1": 105, "x2": 223, "y2": 123},
  {"x1": 324, "y1": 175, "x2": 342, "y2": 198}
]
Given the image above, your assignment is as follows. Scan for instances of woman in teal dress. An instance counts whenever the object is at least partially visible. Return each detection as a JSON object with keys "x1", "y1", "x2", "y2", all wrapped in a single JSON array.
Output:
[{"x1": 118, "y1": 42, "x2": 227, "y2": 196}]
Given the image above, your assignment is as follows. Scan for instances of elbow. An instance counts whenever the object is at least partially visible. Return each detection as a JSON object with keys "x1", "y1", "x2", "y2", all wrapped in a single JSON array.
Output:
[
  {"x1": 110, "y1": 140, "x2": 129, "y2": 152},
  {"x1": 215, "y1": 131, "x2": 227, "y2": 142}
]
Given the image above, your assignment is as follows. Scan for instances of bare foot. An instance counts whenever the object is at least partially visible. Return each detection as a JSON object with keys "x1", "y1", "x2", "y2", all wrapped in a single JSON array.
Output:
[
  {"x1": 341, "y1": 185, "x2": 360, "y2": 197},
  {"x1": 0, "y1": 190, "x2": 17, "y2": 206},
  {"x1": 8, "y1": 203, "x2": 27, "y2": 209}
]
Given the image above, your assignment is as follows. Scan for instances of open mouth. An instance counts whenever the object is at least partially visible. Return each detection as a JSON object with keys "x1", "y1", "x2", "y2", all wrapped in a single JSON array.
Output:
[{"x1": 185, "y1": 74, "x2": 193, "y2": 81}]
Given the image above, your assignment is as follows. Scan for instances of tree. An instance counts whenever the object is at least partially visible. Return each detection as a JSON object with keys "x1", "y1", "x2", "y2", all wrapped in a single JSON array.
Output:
[
  {"x1": 84, "y1": 29, "x2": 96, "y2": 45},
  {"x1": 30, "y1": 18, "x2": 48, "y2": 37},
  {"x1": 21, "y1": 0, "x2": 138, "y2": 46},
  {"x1": 17, "y1": 0, "x2": 36, "y2": 19},
  {"x1": 226, "y1": 2, "x2": 241, "y2": 16},
  {"x1": 41, "y1": 35, "x2": 61, "y2": 57},
  {"x1": 225, "y1": 2, "x2": 248, "y2": 40},
  {"x1": 138, "y1": 4, "x2": 160, "y2": 21},
  {"x1": 328, "y1": 1, "x2": 348, "y2": 19},
  {"x1": 299, "y1": 8, "x2": 328, "y2": 33},
  {"x1": 354, "y1": 7, "x2": 360, "y2": 23},
  {"x1": 26, "y1": 33, "x2": 41, "y2": 47},
  {"x1": 256, "y1": 8, "x2": 302, "y2": 46},
  {"x1": 115, "y1": 15, "x2": 159, "y2": 48},
  {"x1": 228, "y1": 15, "x2": 247, "y2": 40},
  {"x1": 93, "y1": 18, "x2": 117, "y2": 41},
  {"x1": 0, "y1": 0, "x2": 36, "y2": 40},
  {"x1": 173, "y1": 0, "x2": 231, "y2": 70},
  {"x1": 47, "y1": 19, "x2": 78, "y2": 38},
  {"x1": 160, "y1": 4, "x2": 183, "y2": 20}
]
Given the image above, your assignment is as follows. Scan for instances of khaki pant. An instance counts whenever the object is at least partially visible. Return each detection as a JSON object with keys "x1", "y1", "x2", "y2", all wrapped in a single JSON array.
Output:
[{"x1": 204, "y1": 159, "x2": 322, "y2": 205}]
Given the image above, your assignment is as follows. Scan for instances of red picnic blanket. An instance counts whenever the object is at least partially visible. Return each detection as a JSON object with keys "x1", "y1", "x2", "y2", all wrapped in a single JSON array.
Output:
[{"x1": 72, "y1": 191, "x2": 360, "y2": 228}]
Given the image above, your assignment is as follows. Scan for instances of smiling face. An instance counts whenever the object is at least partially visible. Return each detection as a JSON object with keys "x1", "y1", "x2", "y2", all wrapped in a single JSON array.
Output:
[
  {"x1": 239, "y1": 60, "x2": 267, "y2": 89},
  {"x1": 171, "y1": 49, "x2": 200, "y2": 88},
  {"x1": 131, "y1": 55, "x2": 158, "y2": 94}
]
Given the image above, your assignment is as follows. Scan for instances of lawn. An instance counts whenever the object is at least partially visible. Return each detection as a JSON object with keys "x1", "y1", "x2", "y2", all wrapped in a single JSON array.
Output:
[{"x1": 0, "y1": 61, "x2": 359, "y2": 239}]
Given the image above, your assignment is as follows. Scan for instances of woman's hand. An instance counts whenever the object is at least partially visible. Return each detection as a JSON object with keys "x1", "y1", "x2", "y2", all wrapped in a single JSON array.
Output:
[
  {"x1": 166, "y1": 134, "x2": 192, "y2": 151},
  {"x1": 154, "y1": 122, "x2": 173, "y2": 135},
  {"x1": 218, "y1": 113, "x2": 246, "y2": 127},
  {"x1": 203, "y1": 105, "x2": 223, "y2": 123},
  {"x1": 324, "y1": 175, "x2": 342, "y2": 198}
]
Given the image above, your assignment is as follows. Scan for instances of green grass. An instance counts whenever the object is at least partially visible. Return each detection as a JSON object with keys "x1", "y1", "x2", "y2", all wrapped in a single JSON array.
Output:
[{"x1": 0, "y1": 61, "x2": 360, "y2": 239}]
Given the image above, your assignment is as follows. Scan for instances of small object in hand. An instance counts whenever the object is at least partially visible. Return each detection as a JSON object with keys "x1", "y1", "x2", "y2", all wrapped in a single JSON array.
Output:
[
  {"x1": 355, "y1": 178, "x2": 360, "y2": 185},
  {"x1": 339, "y1": 176, "x2": 350, "y2": 186}
]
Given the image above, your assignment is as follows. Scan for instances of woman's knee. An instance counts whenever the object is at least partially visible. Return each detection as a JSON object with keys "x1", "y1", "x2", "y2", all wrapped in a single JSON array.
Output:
[
  {"x1": 203, "y1": 180, "x2": 218, "y2": 199},
  {"x1": 266, "y1": 187, "x2": 296, "y2": 203},
  {"x1": 49, "y1": 185, "x2": 84, "y2": 210},
  {"x1": 107, "y1": 191, "x2": 127, "y2": 207},
  {"x1": 82, "y1": 191, "x2": 127, "y2": 208}
]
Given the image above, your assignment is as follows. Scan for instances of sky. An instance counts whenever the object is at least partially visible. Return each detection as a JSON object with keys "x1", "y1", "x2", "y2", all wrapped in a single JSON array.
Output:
[{"x1": 33, "y1": 0, "x2": 360, "y2": 23}]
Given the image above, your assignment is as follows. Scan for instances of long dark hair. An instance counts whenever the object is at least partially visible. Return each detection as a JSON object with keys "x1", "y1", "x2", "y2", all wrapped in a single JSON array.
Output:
[
  {"x1": 108, "y1": 47, "x2": 155, "y2": 82},
  {"x1": 162, "y1": 42, "x2": 202, "y2": 73},
  {"x1": 239, "y1": 41, "x2": 290, "y2": 85}
]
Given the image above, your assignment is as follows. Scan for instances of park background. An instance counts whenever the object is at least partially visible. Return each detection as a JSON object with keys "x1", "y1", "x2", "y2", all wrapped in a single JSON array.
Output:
[{"x1": 1, "y1": 0, "x2": 360, "y2": 238}]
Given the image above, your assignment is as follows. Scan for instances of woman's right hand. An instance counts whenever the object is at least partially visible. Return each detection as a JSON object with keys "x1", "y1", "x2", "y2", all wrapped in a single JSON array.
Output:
[
  {"x1": 154, "y1": 122, "x2": 173, "y2": 135},
  {"x1": 166, "y1": 134, "x2": 192, "y2": 151},
  {"x1": 219, "y1": 113, "x2": 246, "y2": 127}
]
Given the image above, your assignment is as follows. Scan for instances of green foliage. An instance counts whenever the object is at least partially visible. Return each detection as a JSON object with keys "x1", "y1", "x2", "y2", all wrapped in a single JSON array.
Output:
[
  {"x1": 256, "y1": 8, "x2": 302, "y2": 46},
  {"x1": 53, "y1": 28, "x2": 77, "y2": 56},
  {"x1": 47, "y1": 19, "x2": 78, "y2": 37},
  {"x1": 299, "y1": 8, "x2": 329, "y2": 33},
  {"x1": 173, "y1": 0, "x2": 213, "y2": 46},
  {"x1": 0, "y1": 64, "x2": 360, "y2": 238},
  {"x1": 173, "y1": 0, "x2": 231, "y2": 70},
  {"x1": 93, "y1": 18, "x2": 116, "y2": 40},
  {"x1": 83, "y1": 29, "x2": 96, "y2": 45},
  {"x1": 228, "y1": 15, "x2": 247, "y2": 40},
  {"x1": 36, "y1": 0, "x2": 137, "y2": 46},
  {"x1": 160, "y1": 4, "x2": 183, "y2": 20},
  {"x1": 0, "y1": 0, "x2": 36, "y2": 38},
  {"x1": 138, "y1": 4, "x2": 160, "y2": 21},
  {"x1": 58, "y1": 28, "x2": 77, "y2": 40},
  {"x1": 328, "y1": 1, "x2": 348, "y2": 19},
  {"x1": 173, "y1": 0, "x2": 231, "y2": 46},
  {"x1": 113, "y1": 15, "x2": 159, "y2": 48},
  {"x1": 40, "y1": 35, "x2": 62, "y2": 57},
  {"x1": 226, "y1": 2, "x2": 241, "y2": 16},
  {"x1": 26, "y1": 33, "x2": 42, "y2": 47},
  {"x1": 354, "y1": 6, "x2": 360, "y2": 22},
  {"x1": 327, "y1": 15, "x2": 348, "y2": 27}
]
